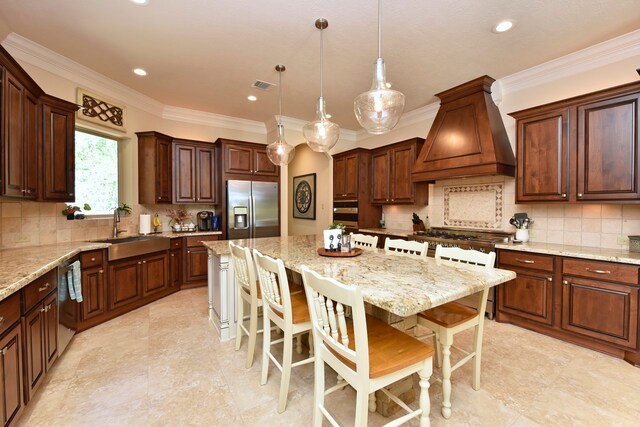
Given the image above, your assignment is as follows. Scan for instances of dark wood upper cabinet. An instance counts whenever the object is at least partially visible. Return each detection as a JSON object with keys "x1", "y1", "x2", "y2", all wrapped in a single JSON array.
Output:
[
  {"x1": 577, "y1": 93, "x2": 640, "y2": 201},
  {"x1": 218, "y1": 139, "x2": 279, "y2": 180},
  {"x1": 173, "y1": 140, "x2": 218, "y2": 204},
  {"x1": 40, "y1": 95, "x2": 77, "y2": 202},
  {"x1": 371, "y1": 138, "x2": 428, "y2": 205},
  {"x1": 1, "y1": 69, "x2": 25, "y2": 198},
  {"x1": 515, "y1": 108, "x2": 570, "y2": 202},
  {"x1": 510, "y1": 80, "x2": 640, "y2": 203},
  {"x1": 137, "y1": 131, "x2": 173, "y2": 204},
  {"x1": 23, "y1": 92, "x2": 38, "y2": 200},
  {"x1": 333, "y1": 152, "x2": 359, "y2": 200}
]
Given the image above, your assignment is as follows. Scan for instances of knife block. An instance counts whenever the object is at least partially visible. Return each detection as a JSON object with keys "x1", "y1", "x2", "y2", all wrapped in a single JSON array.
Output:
[{"x1": 412, "y1": 221, "x2": 426, "y2": 232}]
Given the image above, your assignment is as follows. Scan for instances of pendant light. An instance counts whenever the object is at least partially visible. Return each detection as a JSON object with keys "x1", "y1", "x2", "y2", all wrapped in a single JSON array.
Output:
[
  {"x1": 266, "y1": 65, "x2": 295, "y2": 166},
  {"x1": 303, "y1": 18, "x2": 340, "y2": 153},
  {"x1": 353, "y1": 0, "x2": 405, "y2": 134}
]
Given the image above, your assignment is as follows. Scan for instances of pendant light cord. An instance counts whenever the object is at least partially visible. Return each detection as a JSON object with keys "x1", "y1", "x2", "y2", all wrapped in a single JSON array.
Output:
[
  {"x1": 278, "y1": 69, "x2": 283, "y2": 126},
  {"x1": 320, "y1": 26, "x2": 324, "y2": 97},
  {"x1": 377, "y1": 0, "x2": 382, "y2": 58}
]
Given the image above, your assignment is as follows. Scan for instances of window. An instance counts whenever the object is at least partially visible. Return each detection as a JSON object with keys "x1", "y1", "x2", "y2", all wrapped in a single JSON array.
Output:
[{"x1": 75, "y1": 131, "x2": 119, "y2": 215}]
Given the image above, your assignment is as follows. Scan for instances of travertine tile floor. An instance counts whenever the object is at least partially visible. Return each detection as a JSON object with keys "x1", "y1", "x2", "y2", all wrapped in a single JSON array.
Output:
[{"x1": 17, "y1": 288, "x2": 640, "y2": 426}]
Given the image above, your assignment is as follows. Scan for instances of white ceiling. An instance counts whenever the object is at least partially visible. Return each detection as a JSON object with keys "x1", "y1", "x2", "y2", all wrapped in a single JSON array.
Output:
[{"x1": 1, "y1": 0, "x2": 639, "y2": 131}]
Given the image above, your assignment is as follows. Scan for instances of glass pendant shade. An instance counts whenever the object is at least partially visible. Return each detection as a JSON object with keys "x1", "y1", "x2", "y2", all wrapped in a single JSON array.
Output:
[
  {"x1": 266, "y1": 124, "x2": 295, "y2": 166},
  {"x1": 303, "y1": 96, "x2": 340, "y2": 153},
  {"x1": 354, "y1": 57, "x2": 405, "y2": 134}
]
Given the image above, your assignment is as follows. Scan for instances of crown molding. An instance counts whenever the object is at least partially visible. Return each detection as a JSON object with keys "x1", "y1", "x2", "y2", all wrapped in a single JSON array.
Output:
[
  {"x1": 2, "y1": 32, "x2": 165, "y2": 116},
  {"x1": 162, "y1": 106, "x2": 266, "y2": 134},
  {"x1": 499, "y1": 29, "x2": 640, "y2": 94}
]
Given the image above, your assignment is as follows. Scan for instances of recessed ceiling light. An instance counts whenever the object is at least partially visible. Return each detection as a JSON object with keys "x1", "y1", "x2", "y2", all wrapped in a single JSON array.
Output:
[
  {"x1": 493, "y1": 20, "x2": 514, "y2": 33},
  {"x1": 247, "y1": 95, "x2": 257, "y2": 102},
  {"x1": 133, "y1": 68, "x2": 147, "y2": 76},
  {"x1": 129, "y1": 0, "x2": 150, "y2": 5}
]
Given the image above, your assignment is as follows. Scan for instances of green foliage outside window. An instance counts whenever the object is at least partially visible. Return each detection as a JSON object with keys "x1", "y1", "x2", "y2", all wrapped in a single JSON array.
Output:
[{"x1": 75, "y1": 131, "x2": 118, "y2": 215}]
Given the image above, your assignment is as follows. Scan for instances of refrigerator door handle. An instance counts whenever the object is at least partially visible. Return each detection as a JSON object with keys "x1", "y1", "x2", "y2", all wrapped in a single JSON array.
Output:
[{"x1": 250, "y1": 195, "x2": 256, "y2": 238}]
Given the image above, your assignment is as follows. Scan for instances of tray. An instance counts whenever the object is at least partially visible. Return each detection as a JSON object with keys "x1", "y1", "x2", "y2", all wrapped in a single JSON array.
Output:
[{"x1": 317, "y1": 248, "x2": 363, "y2": 257}]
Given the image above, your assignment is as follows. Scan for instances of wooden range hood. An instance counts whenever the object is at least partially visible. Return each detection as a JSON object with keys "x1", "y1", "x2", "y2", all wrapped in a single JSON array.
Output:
[{"x1": 412, "y1": 75, "x2": 515, "y2": 182}]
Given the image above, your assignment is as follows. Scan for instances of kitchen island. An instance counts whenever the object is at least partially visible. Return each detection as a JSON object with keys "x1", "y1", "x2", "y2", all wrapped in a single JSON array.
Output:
[{"x1": 204, "y1": 235, "x2": 516, "y2": 340}]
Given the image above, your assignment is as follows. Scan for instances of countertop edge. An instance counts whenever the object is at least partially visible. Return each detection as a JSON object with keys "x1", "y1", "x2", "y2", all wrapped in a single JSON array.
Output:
[{"x1": 495, "y1": 242, "x2": 640, "y2": 266}]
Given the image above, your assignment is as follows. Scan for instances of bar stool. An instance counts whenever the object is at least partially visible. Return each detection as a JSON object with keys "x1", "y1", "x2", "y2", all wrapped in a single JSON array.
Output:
[
  {"x1": 229, "y1": 241, "x2": 262, "y2": 369},
  {"x1": 253, "y1": 249, "x2": 314, "y2": 413},
  {"x1": 301, "y1": 265, "x2": 434, "y2": 427},
  {"x1": 384, "y1": 238, "x2": 428, "y2": 258},
  {"x1": 416, "y1": 245, "x2": 496, "y2": 419},
  {"x1": 350, "y1": 232, "x2": 378, "y2": 249}
]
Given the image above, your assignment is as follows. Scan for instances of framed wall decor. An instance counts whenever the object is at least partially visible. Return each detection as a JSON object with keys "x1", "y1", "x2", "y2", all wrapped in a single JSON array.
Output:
[
  {"x1": 76, "y1": 88, "x2": 127, "y2": 132},
  {"x1": 293, "y1": 173, "x2": 316, "y2": 220}
]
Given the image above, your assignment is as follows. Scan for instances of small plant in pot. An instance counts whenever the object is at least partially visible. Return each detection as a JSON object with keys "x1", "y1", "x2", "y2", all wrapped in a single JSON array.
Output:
[{"x1": 62, "y1": 203, "x2": 91, "y2": 220}]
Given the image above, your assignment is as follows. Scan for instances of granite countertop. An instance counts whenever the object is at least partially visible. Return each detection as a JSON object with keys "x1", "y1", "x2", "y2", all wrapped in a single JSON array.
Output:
[
  {"x1": 357, "y1": 228, "x2": 415, "y2": 238},
  {"x1": 496, "y1": 241, "x2": 640, "y2": 265},
  {"x1": 204, "y1": 235, "x2": 515, "y2": 317},
  {"x1": 0, "y1": 242, "x2": 109, "y2": 302},
  {"x1": 0, "y1": 231, "x2": 223, "y2": 303}
]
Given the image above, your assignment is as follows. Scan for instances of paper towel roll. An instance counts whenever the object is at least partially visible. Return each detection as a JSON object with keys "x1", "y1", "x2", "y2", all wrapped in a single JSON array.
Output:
[{"x1": 139, "y1": 214, "x2": 151, "y2": 235}]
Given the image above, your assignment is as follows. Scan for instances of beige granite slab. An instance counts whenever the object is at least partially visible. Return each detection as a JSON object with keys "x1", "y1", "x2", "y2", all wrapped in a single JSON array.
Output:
[
  {"x1": 155, "y1": 231, "x2": 223, "y2": 238},
  {"x1": 0, "y1": 242, "x2": 110, "y2": 302},
  {"x1": 496, "y1": 242, "x2": 640, "y2": 265},
  {"x1": 204, "y1": 235, "x2": 515, "y2": 317},
  {"x1": 357, "y1": 228, "x2": 414, "y2": 237}
]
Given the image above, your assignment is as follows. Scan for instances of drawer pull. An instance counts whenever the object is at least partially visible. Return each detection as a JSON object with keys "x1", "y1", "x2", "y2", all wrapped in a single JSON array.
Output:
[
  {"x1": 91, "y1": 257, "x2": 96, "y2": 261},
  {"x1": 38, "y1": 283, "x2": 51, "y2": 292},
  {"x1": 515, "y1": 258, "x2": 535, "y2": 264},
  {"x1": 585, "y1": 268, "x2": 611, "y2": 275}
]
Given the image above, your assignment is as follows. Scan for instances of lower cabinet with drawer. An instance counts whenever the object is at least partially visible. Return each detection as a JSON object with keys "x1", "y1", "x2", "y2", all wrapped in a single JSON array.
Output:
[
  {"x1": 183, "y1": 235, "x2": 219, "y2": 288},
  {"x1": 0, "y1": 293, "x2": 23, "y2": 427},
  {"x1": 497, "y1": 249, "x2": 640, "y2": 366},
  {"x1": 20, "y1": 270, "x2": 58, "y2": 404}
]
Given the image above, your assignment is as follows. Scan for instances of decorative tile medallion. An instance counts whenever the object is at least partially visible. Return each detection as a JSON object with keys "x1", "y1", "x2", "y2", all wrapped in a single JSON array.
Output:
[
  {"x1": 76, "y1": 88, "x2": 127, "y2": 132},
  {"x1": 444, "y1": 184, "x2": 503, "y2": 229}
]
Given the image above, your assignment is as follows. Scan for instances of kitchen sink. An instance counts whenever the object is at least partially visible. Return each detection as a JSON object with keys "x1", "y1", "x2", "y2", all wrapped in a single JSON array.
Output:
[{"x1": 94, "y1": 235, "x2": 170, "y2": 261}]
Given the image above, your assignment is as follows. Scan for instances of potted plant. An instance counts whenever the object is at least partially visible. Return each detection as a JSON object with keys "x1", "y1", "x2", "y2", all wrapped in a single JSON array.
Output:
[
  {"x1": 117, "y1": 203, "x2": 132, "y2": 215},
  {"x1": 324, "y1": 223, "x2": 348, "y2": 251},
  {"x1": 61, "y1": 203, "x2": 91, "y2": 220}
]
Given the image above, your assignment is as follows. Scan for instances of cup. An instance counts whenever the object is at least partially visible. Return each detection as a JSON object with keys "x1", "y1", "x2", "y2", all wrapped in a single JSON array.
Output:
[
  {"x1": 341, "y1": 234, "x2": 351, "y2": 253},
  {"x1": 515, "y1": 228, "x2": 529, "y2": 242}
]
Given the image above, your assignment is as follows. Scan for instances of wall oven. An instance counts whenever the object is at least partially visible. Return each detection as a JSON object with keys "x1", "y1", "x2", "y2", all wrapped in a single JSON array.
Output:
[{"x1": 333, "y1": 201, "x2": 358, "y2": 229}]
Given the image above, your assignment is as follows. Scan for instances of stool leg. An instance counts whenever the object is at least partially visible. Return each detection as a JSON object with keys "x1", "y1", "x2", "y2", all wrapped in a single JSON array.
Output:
[
  {"x1": 246, "y1": 300, "x2": 258, "y2": 368},
  {"x1": 235, "y1": 292, "x2": 244, "y2": 351},
  {"x1": 261, "y1": 314, "x2": 271, "y2": 386},
  {"x1": 355, "y1": 389, "x2": 370, "y2": 426},
  {"x1": 440, "y1": 331, "x2": 453, "y2": 419},
  {"x1": 278, "y1": 328, "x2": 293, "y2": 413},
  {"x1": 433, "y1": 332, "x2": 442, "y2": 368},
  {"x1": 312, "y1": 354, "x2": 324, "y2": 427},
  {"x1": 418, "y1": 358, "x2": 433, "y2": 427},
  {"x1": 472, "y1": 321, "x2": 485, "y2": 390}
]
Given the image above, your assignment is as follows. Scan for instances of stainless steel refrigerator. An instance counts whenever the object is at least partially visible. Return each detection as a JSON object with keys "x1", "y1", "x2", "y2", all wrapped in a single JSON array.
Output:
[{"x1": 227, "y1": 180, "x2": 279, "y2": 239}]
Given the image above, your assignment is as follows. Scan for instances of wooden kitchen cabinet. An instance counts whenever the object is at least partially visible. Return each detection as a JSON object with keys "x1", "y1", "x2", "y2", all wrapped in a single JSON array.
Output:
[
  {"x1": 333, "y1": 152, "x2": 359, "y2": 200},
  {"x1": 80, "y1": 266, "x2": 106, "y2": 322},
  {"x1": 169, "y1": 238, "x2": 183, "y2": 288},
  {"x1": 371, "y1": 138, "x2": 428, "y2": 205},
  {"x1": 497, "y1": 251, "x2": 555, "y2": 326},
  {"x1": 183, "y1": 235, "x2": 219, "y2": 288},
  {"x1": 561, "y1": 258, "x2": 639, "y2": 349},
  {"x1": 0, "y1": 292, "x2": 23, "y2": 427},
  {"x1": 1, "y1": 69, "x2": 38, "y2": 200},
  {"x1": 21, "y1": 270, "x2": 58, "y2": 404},
  {"x1": 173, "y1": 140, "x2": 217, "y2": 204},
  {"x1": 219, "y1": 139, "x2": 279, "y2": 179},
  {"x1": 137, "y1": 131, "x2": 173, "y2": 204},
  {"x1": 510, "y1": 80, "x2": 640, "y2": 203},
  {"x1": 40, "y1": 95, "x2": 77, "y2": 202},
  {"x1": 108, "y1": 251, "x2": 170, "y2": 310},
  {"x1": 141, "y1": 252, "x2": 169, "y2": 297}
]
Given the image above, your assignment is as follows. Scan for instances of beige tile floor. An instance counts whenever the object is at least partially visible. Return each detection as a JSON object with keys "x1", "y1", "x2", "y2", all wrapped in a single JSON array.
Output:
[{"x1": 17, "y1": 288, "x2": 640, "y2": 427}]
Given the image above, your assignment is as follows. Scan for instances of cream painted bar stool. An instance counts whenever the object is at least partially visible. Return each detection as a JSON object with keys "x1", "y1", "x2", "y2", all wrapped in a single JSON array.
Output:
[
  {"x1": 301, "y1": 266, "x2": 434, "y2": 427},
  {"x1": 384, "y1": 238, "x2": 428, "y2": 258},
  {"x1": 253, "y1": 249, "x2": 314, "y2": 413},
  {"x1": 417, "y1": 245, "x2": 496, "y2": 419},
  {"x1": 229, "y1": 241, "x2": 263, "y2": 369},
  {"x1": 350, "y1": 232, "x2": 378, "y2": 250}
]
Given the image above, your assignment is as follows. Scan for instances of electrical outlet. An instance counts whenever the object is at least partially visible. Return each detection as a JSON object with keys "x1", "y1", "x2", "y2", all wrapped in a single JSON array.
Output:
[
  {"x1": 15, "y1": 234, "x2": 30, "y2": 243},
  {"x1": 618, "y1": 236, "x2": 629, "y2": 245}
]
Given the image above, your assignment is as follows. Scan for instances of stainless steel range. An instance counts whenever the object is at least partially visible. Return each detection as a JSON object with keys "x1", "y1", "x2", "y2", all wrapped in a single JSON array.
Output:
[{"x1": 408, "y1": 227, "x2": 512, "y2": 319}]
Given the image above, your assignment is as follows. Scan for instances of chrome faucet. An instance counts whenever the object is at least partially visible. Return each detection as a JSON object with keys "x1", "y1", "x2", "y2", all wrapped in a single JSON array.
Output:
[{"x1": 112, "y1": 208, "x2": 126, "y2": 238}]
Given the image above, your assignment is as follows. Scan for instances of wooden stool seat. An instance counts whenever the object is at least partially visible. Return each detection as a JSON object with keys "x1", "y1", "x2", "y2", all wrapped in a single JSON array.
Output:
[
  {"x1": 418, "y1": 302, "x2": 477, "y2": 328},
  {"x1": 273, "y1": 291, "x2": 310, "y2": 324}
]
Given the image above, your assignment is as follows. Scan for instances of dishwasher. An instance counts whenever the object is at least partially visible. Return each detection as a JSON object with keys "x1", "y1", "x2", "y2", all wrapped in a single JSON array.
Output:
[{"x1": 57, "y1": 259, "x2": 81, "y2": 355}]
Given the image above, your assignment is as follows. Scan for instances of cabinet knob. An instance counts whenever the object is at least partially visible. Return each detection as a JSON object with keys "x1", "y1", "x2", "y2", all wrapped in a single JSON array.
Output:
[
  {"x1": 187, "y1": 250, "x2": 191, "y2": 254},
  {"x1": 91, "y1": 257, "x2": 96, "y2": 261},
  {"x1": 142, "y1": 260, "x2": 147, "y2": 264},
  {"x1": 578, "y1": 193, "x2": 583, "y2": 197},
  {"x1": 386, "y1": 199, "x2": 389, "y2": 202},
  {"x1": 138, "y1": 261, "x2": 142, "y2": 265},
  {"x1": 391, "y1": 199, "x2": 394, "y2": 202},
  {"x1": 21, "y1": 189, "x2": 26, "y2": 194},
  {"x1": 68, "y1": 193, "x2": 73, "y2": 196},
  {"x1": 171, "y1": 254, "x2": 175, "y2": 257},
  {"x1": 563, "y1": 280, "x2": 569, "y2": 285},
  {"x1": 99, "y1": 269, "x2": 104, "y2": 274},
  {"x1": 561, "y1": 193, "x2": 567, "y2": 198},
  {"x1": 41, "y1": 307, "x2": 46, "y2": 313},
  {"x1": 547, "y1": 277, "x2": 553, "y2": 282},
  {"x1": 158, "y1": 197, "x2": 161, "y2": 200}
]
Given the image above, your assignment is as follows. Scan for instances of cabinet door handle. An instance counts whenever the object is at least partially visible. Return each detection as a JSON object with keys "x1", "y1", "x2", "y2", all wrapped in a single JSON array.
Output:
[
  {"x1": 585, "y1": 268, "x2": 611, "y2": 275},
  {"x1": 514, "y1": 258, "x2": 535, "y2": 264},
  {"x1": 38, "y1": 283, "x2": 51, "y2": 292},
  {"x1": 41, "y1": 307, "x2": 47, "y2": 312},
  {"x1": 0, "y1": 348, "x2": 5, "y2": 356}
]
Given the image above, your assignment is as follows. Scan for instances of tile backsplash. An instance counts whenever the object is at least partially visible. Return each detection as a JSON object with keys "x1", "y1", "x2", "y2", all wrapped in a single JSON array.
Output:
[
  {"x1": 382, "y1": 176, "x2": 640, "y2": 251},
  {"x1": 0, "y1": 200, "x2": 218, "y2": 249}
]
